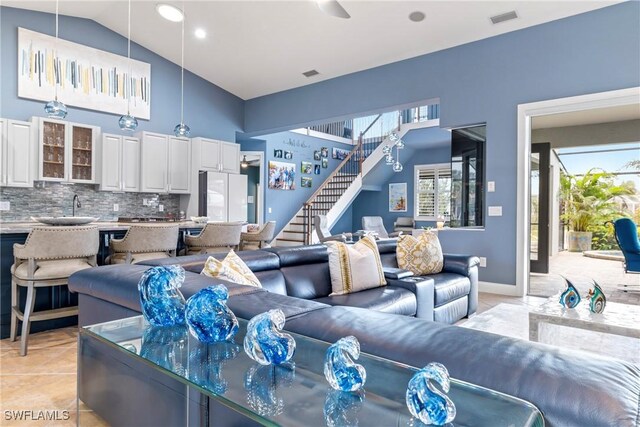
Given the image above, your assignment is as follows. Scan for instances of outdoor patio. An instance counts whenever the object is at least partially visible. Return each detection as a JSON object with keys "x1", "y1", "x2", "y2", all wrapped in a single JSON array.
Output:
[{"x1": 530, "y1": 251, "x2": 640, "y2": 304}]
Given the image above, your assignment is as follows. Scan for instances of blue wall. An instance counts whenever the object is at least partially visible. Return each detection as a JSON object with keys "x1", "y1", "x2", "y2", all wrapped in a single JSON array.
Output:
[
  {"x1": 240, "y1": 132, "x2": 353, "y2": 235},
  {"x1": 0, "y1": 6, "x2": 243, "y2": 141},
  {"x1": 243, "y1": 2, "x2": 640, "y2": 284}
]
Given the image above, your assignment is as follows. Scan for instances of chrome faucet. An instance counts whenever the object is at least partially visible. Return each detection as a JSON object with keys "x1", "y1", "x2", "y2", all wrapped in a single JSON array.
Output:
[{"x1": 72, "y1": 194, "x2": 81, "y2": 216}]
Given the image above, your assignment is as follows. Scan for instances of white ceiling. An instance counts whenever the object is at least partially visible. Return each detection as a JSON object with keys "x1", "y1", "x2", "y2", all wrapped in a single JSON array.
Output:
[
  {"x1": 532, "y1": 104, "x2": 640, "y2": 129},
  {"x1": 5, "y1": 1, "x2": 622, "y2": 100}
]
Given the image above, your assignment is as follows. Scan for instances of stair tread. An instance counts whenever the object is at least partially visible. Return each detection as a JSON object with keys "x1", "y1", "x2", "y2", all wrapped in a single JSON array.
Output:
[
  {"x1": 277, "y1": 238, "x2": 305, "y2": 242},
  {"x1": 283, "y1": 230, "x2": 305, "y2": 234}
]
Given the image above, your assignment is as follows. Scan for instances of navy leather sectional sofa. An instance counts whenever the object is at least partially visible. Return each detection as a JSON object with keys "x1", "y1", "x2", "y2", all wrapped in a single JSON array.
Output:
[{"x1": 69, "y1": 242, "x2": 640, "y2": 427}]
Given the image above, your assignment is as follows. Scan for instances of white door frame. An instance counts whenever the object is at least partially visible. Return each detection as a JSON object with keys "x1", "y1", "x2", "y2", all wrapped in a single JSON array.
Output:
[
  {"x1": 515, "y1": 87, "x2": 640, "y2": 297},
  {"x1": 241, "y1": 150, "x2": 265, "y2": 225}
]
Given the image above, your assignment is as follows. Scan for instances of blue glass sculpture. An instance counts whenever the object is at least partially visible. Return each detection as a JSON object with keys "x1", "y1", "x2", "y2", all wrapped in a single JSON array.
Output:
[
  {"x1": 406, "y1": 362, "x2": 456, "y2": 426},
  {"x1": 244, "y1": 309, "x2": 296, "y2": 365},
  {"x1": 44, "y1": 99, "x2": 68, "y2": 119},
  {"x1": 323, "y1": 389, "x2": 364, "y2": 427},
  {"x1": 140, "y1": 324, "x2": 189, "y2": 374},
  {"x1": 138, "y1": 265, "x2": 186, "y2": 326},
  {"x1": 118, "y1": 114, "x2": 138, "y2": 131},
  {"x1": 244, "y1": 363, "x2": 295, "y2": 417},
  {"x1": 587, "y1": 281, "x2": 606, "y2": 314},
  {"x1": 189, "y1": 342, "x2": 241, "y2": 395},
  {"x1": 559, "y1": 278, "x2": 581, "y2": 309},
  {"x1": 324, "y1": 336, "x2": 366, "y2": 392},
  {"x1": 185, "y1": 285, "x2": 238, "y2": 343}
]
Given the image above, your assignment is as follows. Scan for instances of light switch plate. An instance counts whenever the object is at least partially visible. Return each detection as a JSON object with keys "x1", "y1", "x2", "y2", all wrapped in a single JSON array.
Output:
[
  {"x1": 479, "y1": 257, "x2": 487, "y2": 268},
  {"x1": 0, "y1": 201, "x2": 10, "y2": 211},
  {"x1": 143, "y1": 198, "x2": 148, "y2": 206},
  {"x1": 247, "y1": 196, "x2": 254, "y2": 203},
  {"x1": 488, "y1": 206, "x2": 502, "y2": 216},
  {"x1": 113, "y1": 203, "x2": 119, "y2": 212},
  {"x1": 268, "y1": 207, "x2": 272, "y2": 214},
  {"x1": 159, "y1": 204, "x2": 164, "y2": 212},
  {"x1": 487, "y1": 181, "x2": 495, "y2": 192}
]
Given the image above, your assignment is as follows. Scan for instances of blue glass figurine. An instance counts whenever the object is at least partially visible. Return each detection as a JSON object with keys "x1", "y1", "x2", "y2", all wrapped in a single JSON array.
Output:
[
  {"x1": 406, "y1": 362, "x2": 456, "y2": 426},
  {"x1": 244, "y1": 309, "x2": 296, "y2": 365},
  {"x1": 324, "y1": 336, "x2": 366, "y2": 392},
  {"x1": 559, "y1": 277, "x2": 581, "y2": 309},
  {"x1": 586, "y1": 281, "x2": 606, "y2": 314},
  {"x1": 185, "y1": 285, "x2": 239, "y2": 342},
  {"x1": 138, "y1": 265, "x2": 186, "y2": 326}
]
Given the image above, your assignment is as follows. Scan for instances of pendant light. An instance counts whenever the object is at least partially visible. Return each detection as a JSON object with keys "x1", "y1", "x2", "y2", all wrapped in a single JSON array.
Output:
[
  {"x1": 173, "y1": 2, "x2": 190, "y2": 137},
  {"x1": 44, "y1": 0, "x2": 68, "y2": 119},
  {"x1": 119, "y1": 0, "x2": 138, "y2": 131},
  {"x1": 392, "y1": 145, "x2": 403, "y2": 173},
  {"x1": 240, "y1": 155, "x2": 249, "y2": 169}
]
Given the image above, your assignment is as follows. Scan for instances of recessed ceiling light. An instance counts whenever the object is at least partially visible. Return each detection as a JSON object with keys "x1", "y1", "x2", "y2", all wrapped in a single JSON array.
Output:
[
  {"x1": 194, "y1": 28, "x2": 207, "y2": 39},
  {"x1": 156, "y1": 3, "x2": 184, "y2": 22},
  {"x1": 408, "y1": 11, "x2": 425, "y2": 22}
]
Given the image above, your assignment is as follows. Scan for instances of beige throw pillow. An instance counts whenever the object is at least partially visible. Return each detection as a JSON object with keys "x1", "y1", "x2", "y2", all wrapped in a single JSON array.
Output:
[
  {"x1": 396, "y1": 231, "x2": 444, "y2": 275},
  {"x1": 326, "y1": 235, "x2": 386, "y2": 296},
  {"x1": 201, "y1": 250, "x2": 261, "y2": 288}
]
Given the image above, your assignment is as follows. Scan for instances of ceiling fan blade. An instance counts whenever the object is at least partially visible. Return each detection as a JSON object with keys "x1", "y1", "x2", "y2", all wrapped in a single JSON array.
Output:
[{"x1": 316, "y1": 0, "x2": 351, "y2": 19}]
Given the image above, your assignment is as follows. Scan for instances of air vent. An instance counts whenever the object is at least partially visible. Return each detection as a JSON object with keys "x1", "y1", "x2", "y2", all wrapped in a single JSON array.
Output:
[
  {"x1": 490, "y1": 11, "x2": 518, "y2": 24},
  {"x1": 302, "y1": 69, "x2": 320, "y2": 78}
]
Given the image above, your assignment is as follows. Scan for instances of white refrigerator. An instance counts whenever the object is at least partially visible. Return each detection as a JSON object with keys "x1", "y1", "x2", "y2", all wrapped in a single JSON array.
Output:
[{"x1": 198, "y1": 171, "x2": 248, "y2": 222}]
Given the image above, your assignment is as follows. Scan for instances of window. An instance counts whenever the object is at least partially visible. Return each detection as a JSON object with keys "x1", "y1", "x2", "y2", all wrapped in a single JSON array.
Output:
[{"x1": 414, "y1": 163, "x2": 451, "y2": 221}]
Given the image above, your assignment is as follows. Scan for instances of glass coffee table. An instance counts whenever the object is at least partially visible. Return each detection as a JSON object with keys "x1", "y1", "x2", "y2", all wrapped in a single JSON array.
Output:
[{"x1": 79, "y1": 316, "x2": 544, "y2": 426}]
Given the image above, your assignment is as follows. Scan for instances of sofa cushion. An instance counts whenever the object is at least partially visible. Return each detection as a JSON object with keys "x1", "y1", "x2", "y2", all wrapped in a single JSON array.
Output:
[
  {"x1": 227, "y1": 291, "x2": 329, "y2": 321},
  {"x1": 279, "y1": 263, "x2": 332, "y2": 299},
  {"x1": 396, "y1": 232, "x2": 443, "y2": 275},
  {"x1": 429, "y1": 273, "x2": 471, "y2": 307},
  {"x1": 201, "y1": 251, "x2": 261, "y2": 288},
  {"x1": 140, "y1": 250, "x2": 281, "y2": 274},
  {"x1": 314, "y1": 286, "x2": 416, "y2": 316},
  {"x1": 326, "y1": 236, "x2": 386, "y2": 296}
]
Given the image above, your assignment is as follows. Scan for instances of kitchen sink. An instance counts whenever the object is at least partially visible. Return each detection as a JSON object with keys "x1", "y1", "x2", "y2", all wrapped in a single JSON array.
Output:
[{"x1": 32, "y1": 216, "x2": 99, "y2": 226}]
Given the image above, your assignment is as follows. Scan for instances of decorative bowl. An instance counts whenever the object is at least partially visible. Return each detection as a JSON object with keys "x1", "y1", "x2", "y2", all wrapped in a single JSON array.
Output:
[{"x1": 31, "y1": 216, "x2": 99, "y2": 226}]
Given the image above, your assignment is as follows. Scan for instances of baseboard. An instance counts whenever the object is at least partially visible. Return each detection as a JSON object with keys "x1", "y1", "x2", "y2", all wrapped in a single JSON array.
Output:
[{"x1": 478, "y1": 281, "x2": 519, "y2": 296}]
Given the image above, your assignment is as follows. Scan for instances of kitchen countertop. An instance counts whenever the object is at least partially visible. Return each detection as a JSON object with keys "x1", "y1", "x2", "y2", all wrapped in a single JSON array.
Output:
[{"x1": 0, "y1": 221, "x2": 207, "y2": 234}]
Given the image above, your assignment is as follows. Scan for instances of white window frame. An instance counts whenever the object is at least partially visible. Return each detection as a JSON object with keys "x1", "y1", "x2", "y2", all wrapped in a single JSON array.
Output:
[{"x1": 414, "y1": 163, "x2": 451, "y2": 221}]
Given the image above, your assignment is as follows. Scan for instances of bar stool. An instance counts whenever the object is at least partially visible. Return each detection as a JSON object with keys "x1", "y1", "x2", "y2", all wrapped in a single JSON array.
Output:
[
  {"x1": 184, "y1": 222, "x2": 243, "y2": 255},
  {"x1": 240, "y1": 221, "x2": 276, "y2": 250},
  {"x1": 10, "y1": 225, "x2": 99, "y2": 356},
  {"x1": 107, "y1": 224, "x2": 179, "y2": 264}
]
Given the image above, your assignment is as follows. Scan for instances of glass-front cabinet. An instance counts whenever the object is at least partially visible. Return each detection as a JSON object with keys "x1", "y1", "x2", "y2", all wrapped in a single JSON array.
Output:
[{"x1": 36, "y1": 118, "x2": 99, "y2": 183}]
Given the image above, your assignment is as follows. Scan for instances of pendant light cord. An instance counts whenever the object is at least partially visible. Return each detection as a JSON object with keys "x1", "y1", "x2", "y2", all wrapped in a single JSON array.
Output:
[
  {"x1": 54, "y1": 0, "x2": 59, "y2": 100},
  {"x1": 127, "y1": 0, "x2": 132, "y2": 115},
  {"x1": 180, "y1": 1, "x2": 185, "y2": 125}
]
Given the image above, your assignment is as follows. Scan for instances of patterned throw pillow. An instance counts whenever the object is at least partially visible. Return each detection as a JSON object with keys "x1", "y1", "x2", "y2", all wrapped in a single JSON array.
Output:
[
  {"x1": 201, "y1": 250, "x2": 261, "y2": 288},
  {"x1": 326, "y1": 235, "x2": 387, "y2": 296},
  {"x1": 396, "y1": 231, "x2": 444, "y2": 275}
]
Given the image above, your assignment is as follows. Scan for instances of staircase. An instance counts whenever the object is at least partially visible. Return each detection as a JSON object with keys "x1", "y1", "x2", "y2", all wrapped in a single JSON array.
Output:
[{"x1": 273, "y1": 105, "x2": 440, "y2": 247}]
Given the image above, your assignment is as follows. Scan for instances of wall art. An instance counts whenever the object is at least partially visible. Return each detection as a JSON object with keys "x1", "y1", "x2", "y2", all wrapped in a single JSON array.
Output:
[
  {"x1": 18, "y1": 28, "x2": 151, "y2": 119},
  {"x1": 332, "y1": 147, "x2": 350, "y2": 160},
  {"x1": 268, "y1": 161, "x2": 296, "y2": 190},
  {"x1": 389, "y1": 183, "x2": 407, "y2": 212}
]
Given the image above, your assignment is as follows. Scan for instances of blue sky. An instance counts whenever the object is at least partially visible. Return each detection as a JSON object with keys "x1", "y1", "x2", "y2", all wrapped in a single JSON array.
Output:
[{"x1": 556, "y1": 142, "x2": 640, "y2": 190}]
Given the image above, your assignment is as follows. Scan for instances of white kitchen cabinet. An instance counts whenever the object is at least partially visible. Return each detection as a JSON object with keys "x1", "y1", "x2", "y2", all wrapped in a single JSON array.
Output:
[
  {"x1": 168, "y1": 136, "x2": 191, "y2": 194},
  {"x1": 220, "y1": 141, "x2": 240, "y2": 174},
  {"x1": 192, "y1": 137, "x2": 239, "y2": 173},
  {"x1": 34, "y1": 117, "x2": 99, "y2": 183},
  {"x1": 100, "y1": 133, "x2": 140, "y2": 192},
  {"x1": 0, "y1": 119, "x2": 34, "y2": 188},
  {"x1": 139, "y1": 131, "x2": 190, "y2": 194}
]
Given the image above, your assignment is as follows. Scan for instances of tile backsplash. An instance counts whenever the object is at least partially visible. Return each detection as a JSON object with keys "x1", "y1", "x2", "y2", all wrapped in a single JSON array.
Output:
[{"x1": 0, "y1": 182, "x2": 181, "y2": 221}]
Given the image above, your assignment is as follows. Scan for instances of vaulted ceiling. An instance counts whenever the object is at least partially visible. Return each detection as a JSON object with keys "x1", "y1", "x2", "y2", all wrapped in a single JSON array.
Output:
[{"x1": 5, "y1": 1, "x2": 622, "y2": 100}]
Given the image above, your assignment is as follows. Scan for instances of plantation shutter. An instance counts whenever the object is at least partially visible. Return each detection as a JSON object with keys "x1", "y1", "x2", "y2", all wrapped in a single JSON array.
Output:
[{"x1": 417, "y1": 169, "x2": 436, "y2": 218}]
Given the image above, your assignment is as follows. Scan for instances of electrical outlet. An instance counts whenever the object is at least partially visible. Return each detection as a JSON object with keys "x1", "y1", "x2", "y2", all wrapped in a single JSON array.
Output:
[
  {"x1": 479, "y1": 257, "x2": 487, "y2": 268},
  {"x1": 488, "y1": 206, "x2": 502, "y2": 216},
  {"x1": 159, "y1": 204, "x2": 164, "y2": 212},
  {"x1": 487, "y1": 181, "x2": 495, "y2": 192},
  {"x1": 143, "y1": 198, "x2": 148, "y2": 206},
  {"x1": 0, "y1": 201, "x2": 10, "y2": 211},
  {"x1": 113, "y1": 203, "x2": 119, "y2": 212},
  {"x1": 268, "y1": 207, "x2": 272, "y2": 214}
]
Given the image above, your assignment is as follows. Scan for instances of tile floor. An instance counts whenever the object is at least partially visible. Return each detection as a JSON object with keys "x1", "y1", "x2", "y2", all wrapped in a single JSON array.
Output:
[{"x1": 0, "y1": 293, "x2": 581, "y2": 426}]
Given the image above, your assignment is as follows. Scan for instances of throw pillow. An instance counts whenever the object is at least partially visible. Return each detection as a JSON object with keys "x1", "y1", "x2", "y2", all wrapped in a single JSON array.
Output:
[
  {"x1": 326, "y1": 235, "x2": 386, "y2": 296},
  {"x1": 396, "y1": 231, "x2": 444, "y2": 275},
  {"x1": 201, "y1": 250, "x2": 261, "y2": 288}
]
